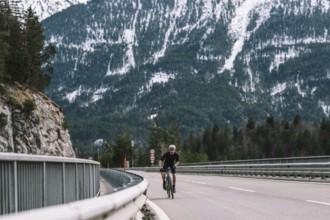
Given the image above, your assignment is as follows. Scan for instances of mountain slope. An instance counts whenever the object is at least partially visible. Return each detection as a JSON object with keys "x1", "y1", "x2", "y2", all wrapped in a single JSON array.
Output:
[
  {"x1": 21, "y1": 0, "x2": 89, "y2": 21},
  {"x1": 36, "y1": 0, "x2": 330, "y2": 146}
]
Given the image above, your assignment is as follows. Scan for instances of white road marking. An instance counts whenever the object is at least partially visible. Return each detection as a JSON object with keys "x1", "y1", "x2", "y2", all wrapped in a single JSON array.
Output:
[
  {"x1": 306, "y1": 200, "x2": 330, "y2": 206},
  {"x1": 191, "y1": 181, "x2": 207, "y2": 185},
  {"x1": 229, "y1": 187, "x2": 255, "y2": 193}
]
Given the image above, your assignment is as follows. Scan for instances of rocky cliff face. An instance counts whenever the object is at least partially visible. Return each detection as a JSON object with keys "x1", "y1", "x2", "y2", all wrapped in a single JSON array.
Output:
[{"x1": 0, "y1": 83, "x2": 75, "y2": 157}]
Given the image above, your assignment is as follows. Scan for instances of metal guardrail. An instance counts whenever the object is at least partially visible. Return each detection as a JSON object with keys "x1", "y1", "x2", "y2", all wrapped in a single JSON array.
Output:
[
  {"x1": 180, "y1": 163, "x2": 330, "y2": 180},
  {"x1": 100, "y1": 169, "x2": 144, "y2": 192},
  {"x1": 0, "y1": 175, "x2": 148, "y2": 220},
  {"x1": 0, "y1": 153, "x2": 100, "y2": 215},
  {"x1": 133, "y1": 156, "x2": 330, "y2": 182},
  {"x1": 3, "y1": 154, "x2": 328, "y2": 219},
  {"x1": 180, "y1": 155, "x2": 330, "y2": 166}
]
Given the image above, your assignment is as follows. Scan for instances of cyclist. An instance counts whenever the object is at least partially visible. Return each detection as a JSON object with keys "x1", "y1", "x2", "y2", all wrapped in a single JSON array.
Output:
[{"x1": 159, "y1": 144, "x2": 180, "y2": 193}]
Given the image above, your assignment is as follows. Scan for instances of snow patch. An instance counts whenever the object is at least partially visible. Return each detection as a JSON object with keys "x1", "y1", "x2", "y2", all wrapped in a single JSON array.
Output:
[
  {"x1": 295, "y1": 81, "x2": 306, "y2": 97},
  {"x1": 271, "y1": 82, "x2": 287, "y2": 96},
  {"x1": 269, "y1": 47, "x2": 301, "y2": 72},
  {"x1": 148, "y1": 114, "x2": 158, "y2": 120},
  {"x1": 106, "y1": 0, "x2": 141, "y2": 76},
  {"x1": 93, "y1": 139, "x2": 104, "y2": 146},
  {"x1": 91, "y1": 87, "x2": 109, "y2": 103},
  {"x1": 65, "y1": 85, "x2": 83, "y2": 103},
  {"x1": 319, "y1": 101, "x2": 330, "y2": 115},
  {"x1": 138, "y1": 72, "x2": 175, "y2": 95},
  {"x1": 147, "y1": 72, "x2": 175, "y2": 90},
  {"x1": 220, "y1": 0, "x2": 273, "y2": 73}
]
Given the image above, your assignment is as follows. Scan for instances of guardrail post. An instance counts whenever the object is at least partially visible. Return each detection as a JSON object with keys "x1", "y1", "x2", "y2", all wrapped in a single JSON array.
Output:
[
  {"x1": 94, "y1": 165, "x2": 97, "y2": 195},
  {"x1": 13, "y1": 161, "x2": 18, "y2": 213},
  {"x1": 62, "y1": 163, "x2": 66, "y2": 203},
  {"x1": 91, "y1": 165, "x2": 94, "y2": 197},
  {"x1": 75, "y1": 163, "x2": 78, "y2": 200},
  {"x1": 43, "y1": 162, "x2": 46, "y2": 207},
  {"x1": 83, "y1": 163, "x2": 86, "y2": 199}
]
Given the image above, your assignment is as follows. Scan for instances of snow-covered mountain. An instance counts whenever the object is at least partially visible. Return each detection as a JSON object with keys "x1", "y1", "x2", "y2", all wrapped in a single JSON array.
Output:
[
  {"x1": 20, "y1": 0, "x2": 89, "y2": 20},
  {"x1": 22, "y1": 0, "x2": 330, "y2": 145}
]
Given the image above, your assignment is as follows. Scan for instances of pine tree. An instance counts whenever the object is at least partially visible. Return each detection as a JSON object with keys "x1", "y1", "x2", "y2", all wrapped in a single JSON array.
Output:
[
  {"x1": 100, "y1": 140, "x2": 113, "y2": 168},
  {"x1": 293, "y1": 114, "x2": 302, "y2": 128},
  {"x1": 23, "y1": 7, "x2": 45, "y2": 90},
  {"x1": 166, "y1": 119, "x2": 181, "y2": 149},
  {"x1": 320, "y1": 117, "x2": 330, "y2": 155},
  {"x1": 112, "y1": 130, "x2": 132, "y2": 167},
  {"x1": 203, "y1": 127, "x2": 215, "y2": 160},
  {"x1": 1, "y1": 6, "x2": 56, "y2": 90},
  {"x1": 246, "y1": 117, "x2": 256, "y2": 130},
  {"x1": 5, "y1": 11, "x2": 24, "y2": 82},
  {"x1": 148, "y1": 117, "x2": 166, "y2": 159},
  {"x1": 0, "y1": 4, "x2": 9, "y2": 82}
]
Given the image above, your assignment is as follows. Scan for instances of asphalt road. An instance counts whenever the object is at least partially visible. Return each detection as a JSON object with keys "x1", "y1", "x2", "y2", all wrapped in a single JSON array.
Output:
[{"x1": 131, "y1": 171, "x2": 330, "y2": 220}]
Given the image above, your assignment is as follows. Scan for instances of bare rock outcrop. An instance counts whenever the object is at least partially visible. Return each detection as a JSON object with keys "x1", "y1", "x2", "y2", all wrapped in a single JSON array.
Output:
[{"x1": 0, "y1": 83, "x2": 75, "y2": 157}]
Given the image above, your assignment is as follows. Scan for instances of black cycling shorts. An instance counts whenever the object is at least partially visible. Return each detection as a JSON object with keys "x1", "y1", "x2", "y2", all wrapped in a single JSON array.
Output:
[{"x1": 163, "y1": 166, "x2": 176, "y2": 173}]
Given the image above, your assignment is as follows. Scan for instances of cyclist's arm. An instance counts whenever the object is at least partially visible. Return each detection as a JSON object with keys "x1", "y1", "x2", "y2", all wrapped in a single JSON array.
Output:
[
  {"x1": 174, "y1": 161, "x2": 179, "y2": 168},
  {"x1": 159, "y1": 159, "x2": 163, "y2": 168},
  {"x1": 174, "y1": 154, "x2": 180, "y2": 167}
]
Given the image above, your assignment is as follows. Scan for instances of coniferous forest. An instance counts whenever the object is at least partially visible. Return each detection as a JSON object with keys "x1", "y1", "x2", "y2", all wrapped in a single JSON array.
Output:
[
  {"x1": 92, "y1": 114, "x2": 330, "y2": 168},
  {"x1": 0, "y1": 3, "x2": 55, "y2": 91},
  {"x1": 181, "y1": 115, "x2": 330, "y2": 162}
]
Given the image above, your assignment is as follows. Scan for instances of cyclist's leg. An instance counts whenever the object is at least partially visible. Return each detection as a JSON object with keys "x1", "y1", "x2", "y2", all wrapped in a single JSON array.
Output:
[
  {"x1": 161, "y1": 166, "x2": 168, "y2": 190},
  {"x1": 170, "y1": 166, "x2": 176, "y2": 184},
  {"x1": 161, "y1": 171, "x2": 166, "y2": 181},
  {"x1": 171, "y1": 167, "x2": 176, "y2": 193}
]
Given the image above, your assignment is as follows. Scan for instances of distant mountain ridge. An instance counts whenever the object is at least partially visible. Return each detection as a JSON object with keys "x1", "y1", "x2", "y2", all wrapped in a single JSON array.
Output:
[
  {"x1": 20, "y1": 0, "x2": 330, "y2": 146},
  {"x1": 20, "y1": 0, "x2": 89, "y2": 21}
]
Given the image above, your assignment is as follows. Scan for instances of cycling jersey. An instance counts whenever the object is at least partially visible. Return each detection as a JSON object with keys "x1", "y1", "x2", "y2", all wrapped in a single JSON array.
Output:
[{"x1": 160, "y1": 152, "x2": 179, "y2": 173}]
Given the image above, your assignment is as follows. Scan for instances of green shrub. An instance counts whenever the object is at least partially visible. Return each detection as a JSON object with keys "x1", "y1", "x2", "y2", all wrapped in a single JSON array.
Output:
[
  {"x1": 0, "y1": 112, "x2": 7, "y2": 128},
  {"x1": 23, "y1": 99, "x2": 36, "y2": 115},
  {"x1": 62, "y1": 118, "x2": 69, "y2": 130},
  {"x1": 0, "y1": 84, "x2": 6, "y2": 95},
  {"x1": 6, "y1": 97, "x2": 21, "y2": 109}
]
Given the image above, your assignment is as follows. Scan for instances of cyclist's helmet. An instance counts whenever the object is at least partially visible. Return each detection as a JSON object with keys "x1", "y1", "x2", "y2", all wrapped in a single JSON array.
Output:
[{"x1": 169, "y1": 145, "x2": 176, "y2": 150}]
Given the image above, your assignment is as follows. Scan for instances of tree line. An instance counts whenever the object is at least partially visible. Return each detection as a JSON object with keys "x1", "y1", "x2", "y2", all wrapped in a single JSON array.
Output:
[
  {"x1": 0, "y1": 3, "x2": 55, "y2": 91},
  {"x1": 89, "y1": 114, "x2": 330, "y2": 168},
  {"x1": 146, "y1": 114, "x2": 330, "y2": 164},
  {"x1": 182, "y1": 115, "x2": 330, "y2": 162}
]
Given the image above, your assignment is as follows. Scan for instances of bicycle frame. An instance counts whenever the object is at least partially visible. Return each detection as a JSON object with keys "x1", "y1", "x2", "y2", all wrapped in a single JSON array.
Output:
[{"x1": 164, "y1": 168, "x2": 174, "y2": 199}]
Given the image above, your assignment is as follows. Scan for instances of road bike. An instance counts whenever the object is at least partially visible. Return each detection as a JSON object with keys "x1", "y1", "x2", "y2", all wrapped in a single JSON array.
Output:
[{"x1": 161, "y1": 167, "x2": 174, "y2": 199}]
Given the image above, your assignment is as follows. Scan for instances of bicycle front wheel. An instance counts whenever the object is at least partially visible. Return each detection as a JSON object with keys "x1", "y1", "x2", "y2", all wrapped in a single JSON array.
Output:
[
  {"x1": 167, "y1": 175, "x2": 174, "y2": 199},
  {"x1": 166, "y1": 176, "x2": 171, "y2": 198},
  {"x1": 170, "y1": 184, "x2": 174, "y2": 199}
]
